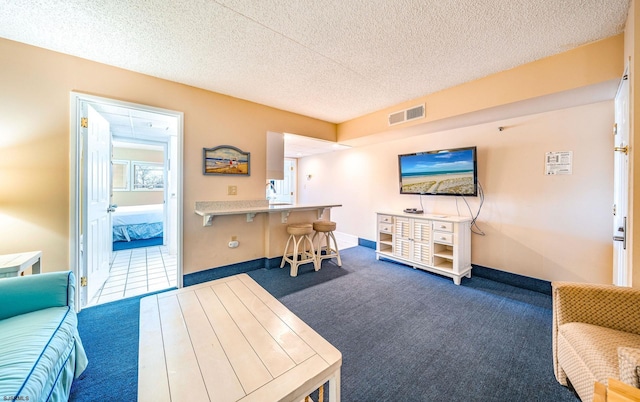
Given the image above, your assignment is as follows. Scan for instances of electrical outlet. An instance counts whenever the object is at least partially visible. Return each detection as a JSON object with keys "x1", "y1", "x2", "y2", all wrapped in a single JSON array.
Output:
[{"x1": 228, "y1": 185, "x2": 237, "y2": 195}]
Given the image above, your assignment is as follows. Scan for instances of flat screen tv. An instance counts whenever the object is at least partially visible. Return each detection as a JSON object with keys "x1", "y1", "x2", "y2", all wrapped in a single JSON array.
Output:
[{"x1": 398, "y1": 146, "x2": 477, "y2": 196}]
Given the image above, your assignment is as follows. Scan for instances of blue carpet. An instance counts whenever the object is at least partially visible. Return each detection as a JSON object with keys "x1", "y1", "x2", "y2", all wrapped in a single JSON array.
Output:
[
  {"x1": 69, "y1": 295, "x2": 140, "y2": 400},
  {"x1": 69, "y1": 246, "x2": 578, "y2": 401}
]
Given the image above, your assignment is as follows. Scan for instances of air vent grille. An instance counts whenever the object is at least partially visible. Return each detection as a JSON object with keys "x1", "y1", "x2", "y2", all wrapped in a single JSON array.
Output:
[
  {"x1": 406, "y1": 105, "x2": 425, "y2": 121},
  {"x1": 388, "y1": 111, "x2": 405, "y2": 125},
  {"x1": 388, "y1": 104, "x2": 425, "y2": 126}
]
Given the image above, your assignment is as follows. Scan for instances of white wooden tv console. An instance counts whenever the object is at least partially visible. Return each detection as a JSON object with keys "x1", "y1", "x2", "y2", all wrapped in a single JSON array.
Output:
[{"x1": 376, "y1": 212, "x2": 472, "y2": 285}]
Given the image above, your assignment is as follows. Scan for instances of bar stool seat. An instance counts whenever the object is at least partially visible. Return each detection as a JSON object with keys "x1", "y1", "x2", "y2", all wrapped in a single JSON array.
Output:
[
  {"x1": 312, "y1": 220, "x2": 342, "y2": 267},
  {"x1": 280, "y1": 223, "x2": 318, "y2": 277}
]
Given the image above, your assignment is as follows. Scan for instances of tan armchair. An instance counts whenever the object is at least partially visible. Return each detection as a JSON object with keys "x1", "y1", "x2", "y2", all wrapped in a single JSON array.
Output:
[{"x1": 552, "y1": 281, "x2": 640, "y2": 401}]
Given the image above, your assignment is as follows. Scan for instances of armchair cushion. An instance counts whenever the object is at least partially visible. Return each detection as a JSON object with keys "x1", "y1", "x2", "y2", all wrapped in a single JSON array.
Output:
[
  {"x1": 552, "y1": 281, "x2": 640, "y2": 402},
  {"x1": 553, "y1": 282, "x2": 640, "y2": 335},
  {"x1": 618, "y1": 346, "x2": 640, "y2": 388},
  {"x1": 557, "y1": 322, "x2": 640, "y2": 398}
]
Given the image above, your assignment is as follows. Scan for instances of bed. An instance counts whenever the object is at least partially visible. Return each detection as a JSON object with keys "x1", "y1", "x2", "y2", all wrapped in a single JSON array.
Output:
[{"x1": 112, "y1": 204, "x2": 164, "y2": 249}]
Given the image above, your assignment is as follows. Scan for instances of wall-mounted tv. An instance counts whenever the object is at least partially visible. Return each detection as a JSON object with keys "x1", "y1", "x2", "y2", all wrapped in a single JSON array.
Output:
[{"x1": 398, "y1": 146, "x2": 477, "y2": 196}]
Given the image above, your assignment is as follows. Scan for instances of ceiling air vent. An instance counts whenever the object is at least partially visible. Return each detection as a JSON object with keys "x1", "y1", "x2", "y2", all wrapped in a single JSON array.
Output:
[
  {"x1": 388, "y1": 110, "x2": 406, "y2": 125},
  {"x1": 388, "y1": 104, "x2": 425, "y2": 126}
]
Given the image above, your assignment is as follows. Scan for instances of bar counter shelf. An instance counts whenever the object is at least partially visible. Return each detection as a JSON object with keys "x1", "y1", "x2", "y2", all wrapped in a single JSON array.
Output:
[{"x1": 195, "y1": 200, "x2": 342, "y2": 227}]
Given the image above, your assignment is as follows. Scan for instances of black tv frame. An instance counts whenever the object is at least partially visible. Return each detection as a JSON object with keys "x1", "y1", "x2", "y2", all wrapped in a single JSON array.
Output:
[{"x1": 398, "y1": 146, "x2": 478, "y2": 196}]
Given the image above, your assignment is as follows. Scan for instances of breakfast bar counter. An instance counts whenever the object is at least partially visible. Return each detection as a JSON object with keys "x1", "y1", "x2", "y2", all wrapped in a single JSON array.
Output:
[{"x1": 195, "y1": 200, "x2": 341, "y2": 227}]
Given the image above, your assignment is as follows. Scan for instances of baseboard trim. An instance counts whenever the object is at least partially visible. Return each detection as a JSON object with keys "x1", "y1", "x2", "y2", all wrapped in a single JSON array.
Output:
[
  {"x1": 471, "y1": 264, "x2": 551, "y2": 295},
  {"x1": 183, "y1": 258, "x2": 267, "y2": 287},
  {"x1": 371, "y1": 239, "x2": 550, "y2": 295},
  {"x1": 359, "y1": 238, "x2": 376, "y2": 249},
  {"x1": 184, "y1": 244, "x2": 552, "y2": 296}
]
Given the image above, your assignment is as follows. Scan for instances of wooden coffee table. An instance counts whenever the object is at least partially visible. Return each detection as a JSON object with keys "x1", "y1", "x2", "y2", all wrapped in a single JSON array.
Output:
[{"x1": 138, "y1": 273, "x2": 342, "y2": 402}]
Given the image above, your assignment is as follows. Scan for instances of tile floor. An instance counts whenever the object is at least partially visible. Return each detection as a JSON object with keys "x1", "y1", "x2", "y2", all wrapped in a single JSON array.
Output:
[{"x1": 88, "y1": 245, "x2": 177, "y2": 306}]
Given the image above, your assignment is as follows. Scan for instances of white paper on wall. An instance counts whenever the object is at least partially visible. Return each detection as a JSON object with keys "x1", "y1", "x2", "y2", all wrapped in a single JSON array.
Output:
[{"x1": 545, "y1": 151, "x2": 573, "y2": 175}]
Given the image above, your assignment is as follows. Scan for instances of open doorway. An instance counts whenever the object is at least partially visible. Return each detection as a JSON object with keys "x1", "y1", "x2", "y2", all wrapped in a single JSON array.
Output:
[
  {"x1": 267, "y1": 158, "x2": 297, "y2": 204},
  {"x1": 69, "y1": 93, "x2": 183, "y2": 310}
]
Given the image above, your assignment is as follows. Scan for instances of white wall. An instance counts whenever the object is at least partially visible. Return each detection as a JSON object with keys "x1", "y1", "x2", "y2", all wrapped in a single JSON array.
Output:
[{"x1": 299, "y1": 101, "x2": 614, "y2": 284}]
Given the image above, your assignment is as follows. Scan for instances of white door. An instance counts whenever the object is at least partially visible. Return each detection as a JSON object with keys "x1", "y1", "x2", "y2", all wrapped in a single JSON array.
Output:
[
  {"x1": 168, "y1": 136, "x2": 178, "y2": 254},
  {"x1": 283, "y1": 158, "x2": 296, "y2": 204},
  {"x1": 272, "y1": 158, "x2": 296, "y2": 204},
  {"x1": 613, "y1": 70, "x2": 630, "y2": 286},
  {"x1": 83, "y1": 103, "x2": 112, "y2": 301}
]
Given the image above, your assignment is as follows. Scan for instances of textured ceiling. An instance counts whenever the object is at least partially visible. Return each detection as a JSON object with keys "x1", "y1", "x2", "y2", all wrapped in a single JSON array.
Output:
[{"x1": 0, "y1": 0, "x2": 630, "y2": 123}]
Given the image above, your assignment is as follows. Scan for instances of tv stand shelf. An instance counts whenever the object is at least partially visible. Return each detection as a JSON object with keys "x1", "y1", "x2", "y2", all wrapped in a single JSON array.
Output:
[{"x1": 376, "y1": 212, "x2": 472, "y2": 285}]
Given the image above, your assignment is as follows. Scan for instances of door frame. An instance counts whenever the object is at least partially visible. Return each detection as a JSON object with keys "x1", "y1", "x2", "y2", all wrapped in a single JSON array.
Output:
[
  {"x1": 69, "y1": 92, "x2": 184, "y2": 311},
  {"x1": 613, "y1": 66, "x2": 631, "y2": 286}
]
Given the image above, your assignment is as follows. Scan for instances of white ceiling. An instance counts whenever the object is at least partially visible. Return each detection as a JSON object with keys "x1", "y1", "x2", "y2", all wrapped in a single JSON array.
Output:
[
  {"x1": 91, "y1": 103, "x2": 177, "y2": 143},
  {"x1": 284, "y1": 133, "x2": 350, "y2": 158},
  {"x1": 0, "y1": 0, "x2": 630, "y2": 124}
]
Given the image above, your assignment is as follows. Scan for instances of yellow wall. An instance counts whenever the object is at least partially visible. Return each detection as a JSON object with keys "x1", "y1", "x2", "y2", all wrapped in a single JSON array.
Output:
[
  {"x1": 0, "y1": 38, "x2": 335, "y2": 274},
  {"x1": 0, "y1": 31, "x2": 626, "y2": 282},
  {"x1": 324, "y1": 33, "x2": 624, "y2": 285},
  {"x1": 301, "y1": 101, "x2": 614, "y2": 284}
]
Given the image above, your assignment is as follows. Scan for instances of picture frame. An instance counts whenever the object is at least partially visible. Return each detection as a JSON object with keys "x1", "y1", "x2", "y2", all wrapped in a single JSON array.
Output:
[{"x1": 203, "y1": 145, "x2": 250, "y2": 176}]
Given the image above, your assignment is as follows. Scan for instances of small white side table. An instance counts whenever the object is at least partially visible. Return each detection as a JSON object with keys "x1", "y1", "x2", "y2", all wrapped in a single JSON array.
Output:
[{"x1": 0, "y1": 251, "x2": 42, "y2": 278}]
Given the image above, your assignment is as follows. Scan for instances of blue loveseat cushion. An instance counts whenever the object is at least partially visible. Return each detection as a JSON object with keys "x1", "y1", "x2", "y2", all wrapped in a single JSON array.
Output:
[
  {"x1": 0, "y1": 271, "x2": 87, "y2": 401},
  {"x1": 0, "y1": 271, "x2": 74, "y2": 321},
  {"x1": 0, "y1": 306, "x2": 82, "y2": 401}
]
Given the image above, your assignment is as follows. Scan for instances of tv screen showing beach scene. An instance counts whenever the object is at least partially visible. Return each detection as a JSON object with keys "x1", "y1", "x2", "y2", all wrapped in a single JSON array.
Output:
[{"x1": 398, "y1": 146, "x2": 477, "y2": 196}]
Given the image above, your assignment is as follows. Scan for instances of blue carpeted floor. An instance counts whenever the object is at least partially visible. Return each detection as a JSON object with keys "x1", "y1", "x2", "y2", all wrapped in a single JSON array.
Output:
[{"x1": 69, "y1": 246, "x2": 578, "y2": 401}]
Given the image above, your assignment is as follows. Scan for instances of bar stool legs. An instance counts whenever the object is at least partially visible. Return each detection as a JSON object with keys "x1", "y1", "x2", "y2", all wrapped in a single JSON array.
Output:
[
  {"x1": 280, "y1": 223, "x2": 318, "y2": 277},
  {"x1": 312, "y1": 220, "x2": 342, "y2": 267}
]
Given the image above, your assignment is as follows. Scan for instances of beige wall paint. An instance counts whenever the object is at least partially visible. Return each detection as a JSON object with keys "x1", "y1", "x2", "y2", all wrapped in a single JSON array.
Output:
[
  {"x1": 112, "y1": 147, "x2": 164, "y2": 206},
  {"x1": 0, "y1": 38, "x2": 335, "y2": 274},
  {"x1": 0, "y1": 32, "x2": 624, "y2": 282},
  {"x1": 300, "y1": 102, "x2": 614, "y2": 284}
]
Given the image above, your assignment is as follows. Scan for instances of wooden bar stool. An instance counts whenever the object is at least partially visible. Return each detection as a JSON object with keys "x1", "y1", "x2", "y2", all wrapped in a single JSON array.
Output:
[
  {"x1": 312, "y1": 220, "x2": 342, "y2": 267},
  {"x1": 280, "y1": 223, "x2": 318, "y2": 277}
]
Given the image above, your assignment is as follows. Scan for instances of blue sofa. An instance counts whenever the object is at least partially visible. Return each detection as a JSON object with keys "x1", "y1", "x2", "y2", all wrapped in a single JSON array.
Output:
[{"x1": 0, "y1": 271, "x2": 88, "y2": 401}]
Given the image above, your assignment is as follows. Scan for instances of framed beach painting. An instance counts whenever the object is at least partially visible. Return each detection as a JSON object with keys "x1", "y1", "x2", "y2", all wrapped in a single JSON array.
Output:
[{"x1": 203, "y1": 145, "x2": 250, "y2": 176}]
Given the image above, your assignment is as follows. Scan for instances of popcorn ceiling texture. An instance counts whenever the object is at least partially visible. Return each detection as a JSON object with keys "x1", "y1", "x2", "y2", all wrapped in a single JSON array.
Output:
[{"x1": 0, "y1": 0, "x2": 629, "y2": 123}]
